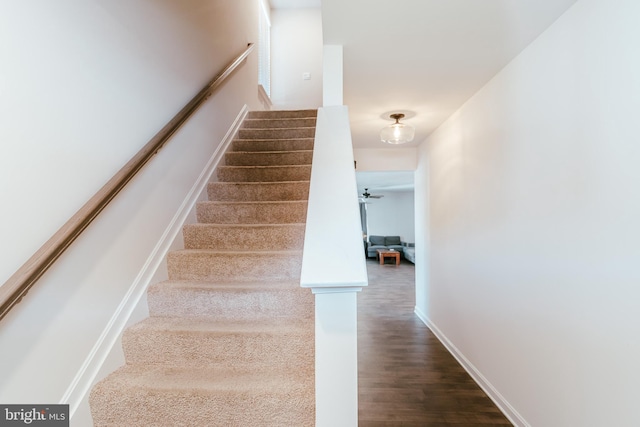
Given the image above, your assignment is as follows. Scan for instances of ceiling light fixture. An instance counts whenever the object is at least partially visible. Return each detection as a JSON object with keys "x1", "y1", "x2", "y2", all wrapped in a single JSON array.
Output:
[{"x1": 380, "y1": 113, "x2": 415, "y2": 145}]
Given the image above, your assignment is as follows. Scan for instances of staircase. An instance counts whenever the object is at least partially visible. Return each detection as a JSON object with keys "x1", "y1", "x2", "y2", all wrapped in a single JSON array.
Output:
[{"x1": 90, "y1": 110, "x2": 317, "y2": 426}]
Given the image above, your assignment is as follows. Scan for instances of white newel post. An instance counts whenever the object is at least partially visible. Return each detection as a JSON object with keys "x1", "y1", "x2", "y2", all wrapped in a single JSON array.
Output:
[
  {"x1": 313, "y1": 288, "x2": 361, "y2": 426},
  {"x1": 301, "y1": 106, "x2": 368, "y2": 427}
]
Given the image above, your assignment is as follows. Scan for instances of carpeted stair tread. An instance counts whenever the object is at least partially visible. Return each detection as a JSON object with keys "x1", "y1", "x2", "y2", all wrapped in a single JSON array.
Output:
[
  {"x1": 123, "y1": 317, "x2": 313, "y2": 367},
  {"x1": 196, "y1": 200, "x2": 308, "y2": 224},
  {"x1": 228, "y1": 150, "x2": 313, "y2": 155},
  {"x1": 207, "y1": 181, "x2": 310, "y2": 202},
  {"x1": 238, "y1": 127, "x2": 315, "y2": 140},
  {"x1": 232, "y1": 138, "x2": 314, "y2": 152},
  {"x1": 169, "y1": 248, "x2": 303, "y2": 255},
  {"x1": 149, "y1": 278, "x2": 303, "y2": 289},
  {"x1": 93, "y1": 364, "x2": 313, "y2": 392},
  {"x1": 242, "y1": 117, "x2": 316, "y2": 128},
  {"x1": 147, "y1": 280, "x2": 313, "y2": 321},
  {"x1": 90, "y1": 365, "x2": 314, "y2": 426},
  {"x1": 217, "y1": 165, "x2": 311, "y2": 182},
  {"x1": 224, "y1": 150, "x2": 313, "y2": 166},
  {"x1": 128, "y1": 316, "x2": 312, "y2": 334},
  {"x1": 248, "y1": 109, "x2": 317, "y2": 119},
  {"x1": 183, "y1": 223, "x2": 305, "y2": 251},
  {"x1": 167, "y1": 249, "x2": 302, "y2": 281}
]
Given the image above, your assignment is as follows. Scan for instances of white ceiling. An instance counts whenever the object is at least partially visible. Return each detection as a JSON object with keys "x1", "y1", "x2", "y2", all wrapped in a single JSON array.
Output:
[
  {"x1": 321, "y1": 0, "x2": 579, "y2": 149},
  {"x1": 272, "y1": 0, "x2": 578, "y2": 193}
]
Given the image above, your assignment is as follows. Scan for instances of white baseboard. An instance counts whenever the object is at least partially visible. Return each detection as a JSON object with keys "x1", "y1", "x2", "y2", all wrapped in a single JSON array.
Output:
[
  {"x1": 62, "y1": 105, "x2": 249, "y2": 416},
  {"x1": 414, "y1": 306, "x2": 529, "y2": 427}
]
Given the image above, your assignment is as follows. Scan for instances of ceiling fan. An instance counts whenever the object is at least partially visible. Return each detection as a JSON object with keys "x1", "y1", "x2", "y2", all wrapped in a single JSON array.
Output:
[{"x1": 361, "y1": 188, "x2": 383, "y2": 199}]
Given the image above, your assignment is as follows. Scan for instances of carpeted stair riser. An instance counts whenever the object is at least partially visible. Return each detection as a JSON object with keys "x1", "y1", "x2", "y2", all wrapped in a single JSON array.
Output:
[
  {"x1": 217, "y1": 165, "x2": 311, "y2": 182},
  {"x1": 248, "y1": 109, "x2": 317, "y2": 119},
  {"x1": 238, "y1": 127, "x2": 315, "y2": 140},
  {"x1": 90, "y1": 365, "x2": 314, "y2": 427},
  {"x1": 207, "y1": 181, "x2": 309, "y2": 202},
  {"x1": 225, "y1": 150, "x2": 313, "y2": 166},
  {"x1": 196, "y1": 201, "x2": 308, "y2": 224},
  {"x1": 232, "y1": 138, "x2": 314, "y2": 152},
  {"x1": 183, "y1": 223, "x2": 305, "y2": 251},
  {"x1": 122, "y1": 318, "x2": 313, "y2": 368},
  {"x1": 167, "y1": 250, "x2": 302, "y2": 281},
  {"x1": 147, "y1": 281, "x2": 314, "y2": 321},
  {"x1": 242, "y1": 117, "x2": 316, "y2": 129}
]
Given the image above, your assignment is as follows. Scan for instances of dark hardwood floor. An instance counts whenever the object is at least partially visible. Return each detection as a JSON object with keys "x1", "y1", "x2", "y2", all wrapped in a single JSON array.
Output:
[{"x1": 358, "y1": 259, "x2": 512, "y2": 426}]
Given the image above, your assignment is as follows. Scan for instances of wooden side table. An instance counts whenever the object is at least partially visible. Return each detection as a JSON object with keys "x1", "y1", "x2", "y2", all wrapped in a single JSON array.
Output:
[{"x1": 376, "y1": 249, "x2": 400, "y2": 266}]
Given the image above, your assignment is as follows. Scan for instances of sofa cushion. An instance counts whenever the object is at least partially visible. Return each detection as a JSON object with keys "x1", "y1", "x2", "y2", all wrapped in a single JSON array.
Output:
[
  {"x1": 403, "y1": 247, "x2": 415, "y2": 264},
  {"x1": 367, "y1": 245, "x2": 387, "y2": 258},
  {"x1": 385, "y1": 236, "x2": 401, "y2": 245},
  {"x1": 369, "y1": 235, "x2": 385, "y2": 246}
]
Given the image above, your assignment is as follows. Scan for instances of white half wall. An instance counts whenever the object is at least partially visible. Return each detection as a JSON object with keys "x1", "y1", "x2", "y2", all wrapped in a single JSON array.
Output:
[
  {"x1": 270, "y1": 7, "x2": 323, "y2": 109},
  {"x1": 0, "y1": 0, "x2": 261, "y2": 420},
  {"x1": 415, "y1": 0, "x2": 640, "y2": 425},
  {"x1": 300, "y1": 106, "x2": 367, "y2": 425}
]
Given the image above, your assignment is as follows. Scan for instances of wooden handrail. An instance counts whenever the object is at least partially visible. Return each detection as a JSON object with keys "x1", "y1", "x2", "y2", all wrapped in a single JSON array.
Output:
[{"x1": 0, "y1": 43, "x2": 255, "y2": 322}]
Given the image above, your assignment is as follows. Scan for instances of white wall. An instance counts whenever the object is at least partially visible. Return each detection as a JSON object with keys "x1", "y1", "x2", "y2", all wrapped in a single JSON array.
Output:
[
  {"x1": 0, "y1": 0, "x2": 259, "y2": 288},
  {"x1": 270, "y1": 7, "x2": 323, "y2": 109},
  {"x1": 0, "y1": 0, "x2": 260, "y2": 421},
  {"x1": 366, "y1": 191, "x2": 415, "y2": 244},
  {"x1": 354, "y1": 148, "x2": 417, "y2": 171},
  {"x1": 323, "y1": 44, "x2": 343, "y2": 106},
  {"x1": 415, "y1": 0, "x2": 640, "y2": 425}
]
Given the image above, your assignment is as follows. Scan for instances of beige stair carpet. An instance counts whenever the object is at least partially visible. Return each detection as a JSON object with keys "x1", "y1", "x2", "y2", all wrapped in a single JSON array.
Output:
[{"x1": 90, "y1": 109, "x2": 317, "y2": 427}]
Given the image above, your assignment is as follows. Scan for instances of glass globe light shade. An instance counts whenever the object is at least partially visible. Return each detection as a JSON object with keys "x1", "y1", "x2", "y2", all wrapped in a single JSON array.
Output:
[{"x1": 380, "y1": 113, "x2": 415, "y2": 144}]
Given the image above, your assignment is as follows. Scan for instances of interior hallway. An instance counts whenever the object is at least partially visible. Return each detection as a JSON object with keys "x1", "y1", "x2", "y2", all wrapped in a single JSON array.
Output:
[{"x1": 358, "y1": 259, "x2": 512, "y2": 426}]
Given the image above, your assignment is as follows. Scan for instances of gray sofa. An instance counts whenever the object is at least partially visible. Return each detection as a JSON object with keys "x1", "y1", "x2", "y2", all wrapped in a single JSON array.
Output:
[
  {"x1": 403, "y1": 243, "x2": 415, "y2": 264},
  {"x1": 366, "y1": 235, "x2": 404, "y2": 258}
]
